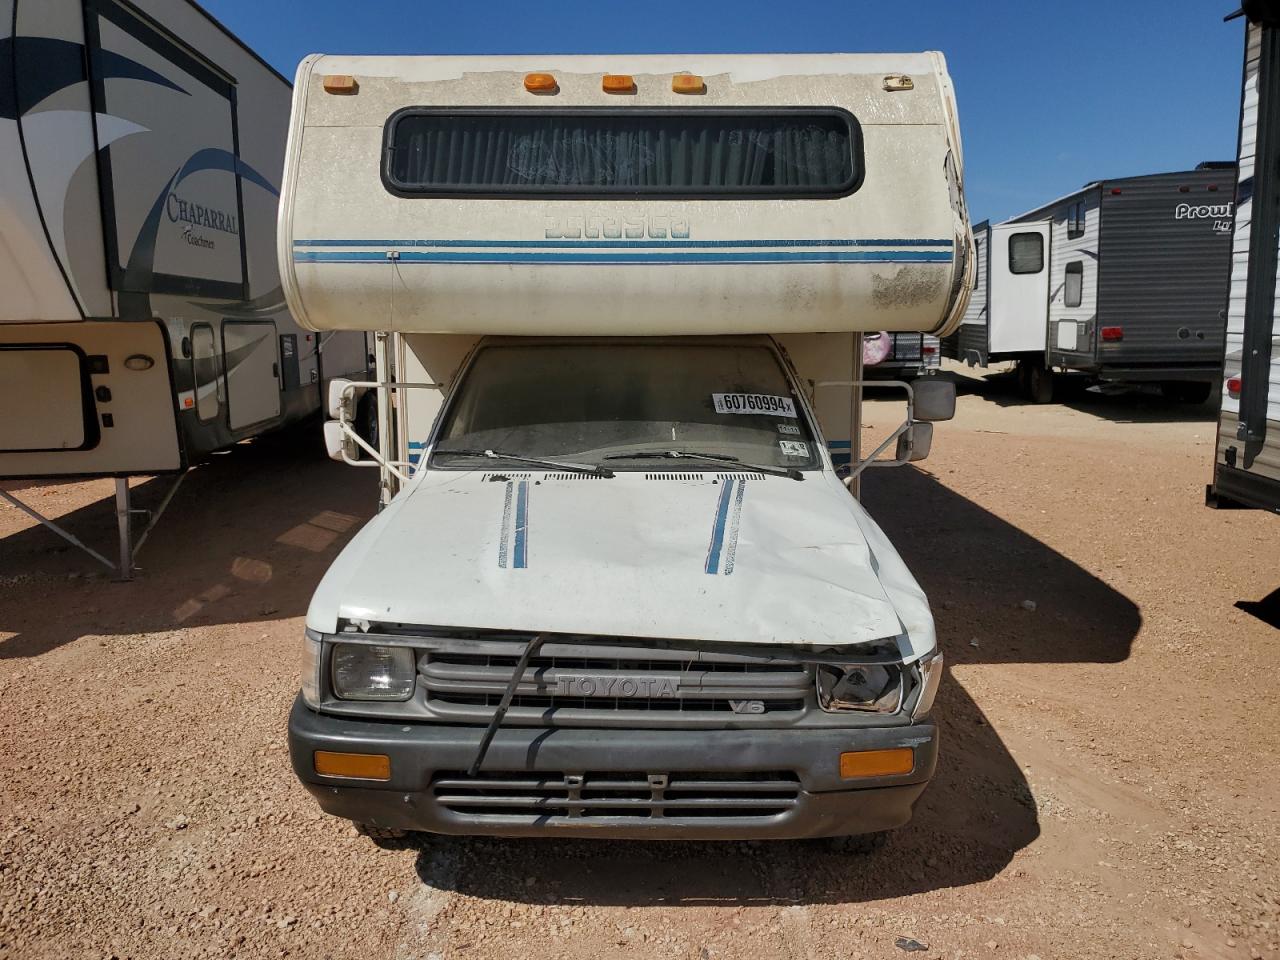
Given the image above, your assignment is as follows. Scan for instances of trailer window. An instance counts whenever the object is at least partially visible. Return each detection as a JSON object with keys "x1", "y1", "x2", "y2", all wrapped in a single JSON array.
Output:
[
  {"x1": 383, "y1": 108, "x2": 861, "y2": 198},
  {"x1": 1064, "y1": 261, "x2": 1083, "y2": 308},
  {"x1": 1009, "y1": 233, "x2": 1044, "y2": 274},
  {"x1": 1067, "y1": 201, "x2": 1086, "y2": 240}
]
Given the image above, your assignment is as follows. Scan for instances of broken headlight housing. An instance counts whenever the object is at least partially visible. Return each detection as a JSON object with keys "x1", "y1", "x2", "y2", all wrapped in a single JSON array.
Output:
[
  {"x1": 301, "y1": 629, "x2": 323, "y2": 708},
  {"x1": 815, "y1": 662, "x2": 904, "y2": 714},
  {"x1": 331, "y1": 643, "x2": 417, "y2": 701}
]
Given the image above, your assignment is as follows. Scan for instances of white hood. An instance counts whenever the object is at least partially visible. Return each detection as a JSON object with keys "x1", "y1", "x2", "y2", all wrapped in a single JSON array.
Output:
[{"x1": 307, "y1": 470, "x2": 936, "y2": 663}]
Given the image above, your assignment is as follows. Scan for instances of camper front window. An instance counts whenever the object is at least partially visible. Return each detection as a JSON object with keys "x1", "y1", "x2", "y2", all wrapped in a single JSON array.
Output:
[{"x1": 432, "y1": 342, "x2": 821, "y2": 472}]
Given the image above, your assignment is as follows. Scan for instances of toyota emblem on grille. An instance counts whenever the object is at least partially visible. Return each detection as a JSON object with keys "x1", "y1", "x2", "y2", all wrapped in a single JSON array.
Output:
[{"x1": 555, "y1": 675, "x2": 678, "y2": 698}]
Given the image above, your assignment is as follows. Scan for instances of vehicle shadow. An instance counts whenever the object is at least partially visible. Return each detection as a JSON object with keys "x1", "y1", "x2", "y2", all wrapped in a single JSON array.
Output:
[
  {"x1": 950, "y1": 366, "x2": 1218, "y2": 424},
  {"x1": 0, "y1": 427, "x2": 376, "y2": 660},
  {"x1": 410, "y1": 465, "x2": 1139, "y2": 906}
]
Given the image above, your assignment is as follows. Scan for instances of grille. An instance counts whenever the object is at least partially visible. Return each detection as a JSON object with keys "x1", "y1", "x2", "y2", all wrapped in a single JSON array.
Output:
[
  {"x1": 432, "y1": 770, "x2": 801, "y2": 820},
  {"x1": 420, "y1": 642, "x2": 812, "y2": 722}
]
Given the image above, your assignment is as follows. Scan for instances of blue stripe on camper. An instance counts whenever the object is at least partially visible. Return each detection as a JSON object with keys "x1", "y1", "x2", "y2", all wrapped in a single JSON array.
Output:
[
  {"x1": 704, "y1": 479, "x2": 737, "y2": 576},
  {"x1": 294, "y1": 250, "x2": 952, "y2": 265},
  {"x1": 513, "y1": 480, "x2": 529, "y2": 570},
  {"x1": 294, "y1": 238, "x2": 954, "y2": 249}
]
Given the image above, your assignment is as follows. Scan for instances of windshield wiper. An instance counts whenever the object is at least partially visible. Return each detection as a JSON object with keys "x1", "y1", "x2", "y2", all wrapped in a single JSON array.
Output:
[
  {"x1": 434, "y1": 448, "x2": 614, "y2": 478},
  {"x1": 603, "y1": 450, "x2": 803, "y2": 481}
]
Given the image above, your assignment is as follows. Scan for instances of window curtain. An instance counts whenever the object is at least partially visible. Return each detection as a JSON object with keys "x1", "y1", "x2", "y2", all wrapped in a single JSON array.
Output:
[{"x1": 391, "y1": 114, "x2": 853, "y2": 191}]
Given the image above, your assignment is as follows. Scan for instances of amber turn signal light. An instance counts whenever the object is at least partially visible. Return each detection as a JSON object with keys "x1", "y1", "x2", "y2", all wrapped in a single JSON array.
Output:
[
  {"x1": 839, "y1": 748, "x2": 914, "y2": 779},
  {"x1": 314, "y1": 750, "x2": 391, "y2": 781},
  {"x1": 524, "y1": 72, "x2": 557, "y2": 93},
  {"x1": 602, "y1": 74, "x2": 635, "y2": 93},
  {"x1": 322, "y1": 74, "x2": 358, "y2": 95},
  {"x1": 672, "y1": 74, "x2": 705, "y2": 94}
]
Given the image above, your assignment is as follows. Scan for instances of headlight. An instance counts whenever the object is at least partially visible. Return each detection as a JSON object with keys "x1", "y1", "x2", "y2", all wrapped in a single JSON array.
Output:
[
  {"x1": 331, "y1": 643, "x2": 416, "y2": 701},
  {"x1": 301, "y1": 629, "x2": 322, "y2": 708},
  {"x1": 911, "y1": 650, "x2": 944, "y2": 720},
  {"x1": 815, "y1": 662, "x2": 904, "y2": 713}
]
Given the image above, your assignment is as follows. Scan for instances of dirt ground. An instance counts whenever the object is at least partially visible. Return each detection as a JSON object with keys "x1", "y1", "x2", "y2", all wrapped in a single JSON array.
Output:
[{"x1": 1, "y1": 364, "x2": 1277, "y2": 960}]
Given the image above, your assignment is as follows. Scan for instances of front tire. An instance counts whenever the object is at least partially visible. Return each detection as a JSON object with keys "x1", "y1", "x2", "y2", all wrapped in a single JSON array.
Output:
[
  {"x1": 354, "y1": 822, "x2": 417, "y2": 850},
  {"x1": 828, "y1": 831, "x2": 891, "y2": 854}
]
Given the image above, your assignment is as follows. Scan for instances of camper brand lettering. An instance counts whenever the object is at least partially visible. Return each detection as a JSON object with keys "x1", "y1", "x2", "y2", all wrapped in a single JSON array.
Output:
[
  {"x1": 554, "y1": 675, "x2": 679, "y2": 698},
  {"x1": 167, "y1": 194, "x2": 240, "y2": 237},
  {"x1": 712, "y1": 393, "x2": 798, "y2": 417},
  {"x1": 545, "y1": 214, "x2": 691, "y2": 240},
  {"x1": 1174, "y1": 202, "x2": 1233, "y2": 221}
]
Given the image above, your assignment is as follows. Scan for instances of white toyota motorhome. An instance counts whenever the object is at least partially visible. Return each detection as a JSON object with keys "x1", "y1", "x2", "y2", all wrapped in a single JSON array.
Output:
[{"x1": 280, "y1": 53, "x2": 973, "y2": 844}]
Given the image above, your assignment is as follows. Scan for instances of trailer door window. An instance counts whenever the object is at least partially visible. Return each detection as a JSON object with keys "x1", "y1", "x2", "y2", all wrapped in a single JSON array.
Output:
[
  {"x1": 1009, "y1": 232, "x2": 1044, "y2": 274},
  {"x1": 1064, "y1": 261, "x2": 1084, "y2": 308},
  {"x1": 384, "y1": 108, "x2": 861, "y2": 198}
]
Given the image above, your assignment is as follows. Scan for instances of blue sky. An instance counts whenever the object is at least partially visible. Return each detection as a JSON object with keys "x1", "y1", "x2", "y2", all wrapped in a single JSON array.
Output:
[{"x1": 202, "y1": 0, "x2": 1246, "y2": 223}]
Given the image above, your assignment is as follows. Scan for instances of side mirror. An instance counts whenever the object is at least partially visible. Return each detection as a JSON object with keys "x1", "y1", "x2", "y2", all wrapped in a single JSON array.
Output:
[
  {"x1": 323, "y1": 420, "x2": 357, "y2": 463},
  {"x1": 895, "y1": 422, "x2": 934, "y2": 462},
  {"x1": 912, "y1": 378, "x2": 956, "y2": 422},
  {"x1": 327, "y1": 378, "x2": 363, "y2": 421}
]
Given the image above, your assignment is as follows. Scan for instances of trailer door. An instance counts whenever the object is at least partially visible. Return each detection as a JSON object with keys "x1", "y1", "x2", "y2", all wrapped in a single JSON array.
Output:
[
  {"x1": 85, "y1": 0, "x2": 248, "y2": 305},
  {"x1": 988, "y1": 222, "x2": 1051, "y2": 356},
  {"x1": 223, "y1": 321, "x2": 280, "y2": 430}
]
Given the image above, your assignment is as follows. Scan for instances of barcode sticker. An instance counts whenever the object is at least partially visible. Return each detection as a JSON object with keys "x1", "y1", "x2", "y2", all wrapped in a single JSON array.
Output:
[{"x1": 712, "y1": 393, "x2": 797, "y2": 417}]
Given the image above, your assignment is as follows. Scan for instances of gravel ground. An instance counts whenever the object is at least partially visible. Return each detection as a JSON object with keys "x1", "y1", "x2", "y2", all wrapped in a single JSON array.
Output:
[{"x1": 1, "y1": 366, "x2": 1277, "y2": 960}]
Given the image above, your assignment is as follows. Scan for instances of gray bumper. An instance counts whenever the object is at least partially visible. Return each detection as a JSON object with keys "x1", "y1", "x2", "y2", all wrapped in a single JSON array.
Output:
[{"x1": 288, "y1": 696, "x2": 937, "y2": 840}]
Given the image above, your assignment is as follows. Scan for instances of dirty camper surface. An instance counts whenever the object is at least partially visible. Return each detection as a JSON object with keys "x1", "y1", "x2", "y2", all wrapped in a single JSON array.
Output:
[{"x1": 0, "y1": 372, "x2": 1276, "y2": 960}]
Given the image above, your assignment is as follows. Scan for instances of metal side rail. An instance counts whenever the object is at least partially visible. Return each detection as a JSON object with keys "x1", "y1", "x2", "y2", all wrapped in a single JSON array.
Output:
[{"x1": 0, "y1": 472, "x2": 186, "y2": 581}]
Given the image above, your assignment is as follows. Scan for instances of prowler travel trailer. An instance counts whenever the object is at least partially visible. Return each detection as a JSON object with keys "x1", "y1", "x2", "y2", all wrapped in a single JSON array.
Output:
[
  {"x1": 0, "y1": 0, "x2": 369, "y2": 577},
  {"x1": 946, "y1": 169, "x2": 1235, "y2": 403},
  {"x1": 280, "y1": 53, "x2": 972, "y2": 844},
  {"x1": 1210, "y1": 0, "x2": 1280, "y2": 513}
]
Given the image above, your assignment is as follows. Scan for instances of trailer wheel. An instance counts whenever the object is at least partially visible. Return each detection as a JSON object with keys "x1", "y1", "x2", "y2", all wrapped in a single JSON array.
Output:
[
  {"x1": 1019, "y1": 359, "x2": 1054, "y2": 404},
  {"x1": 828, "y1": 831, "x2": 891, "y2": 855},
  {"x1": 354, "y1": 822, "x2": 417, "y2": 850},
  {"x1": 1160, "y1": 381, "x2": 1213, "y2": 404}
]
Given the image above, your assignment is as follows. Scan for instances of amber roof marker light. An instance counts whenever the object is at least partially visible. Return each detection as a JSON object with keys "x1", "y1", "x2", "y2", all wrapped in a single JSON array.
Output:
[
  {"x1": 602, "y1": 73, "x2": 636, "y2": 94},
  {"x1": 523, "y1": 72, "x2": 558, "y2": 94},
  {"x1": 672, "y1": 73, "x2": 706, "y2": 94},
  {"x1": 322, "y1": 74, "x2": 359, "y2": 95}
]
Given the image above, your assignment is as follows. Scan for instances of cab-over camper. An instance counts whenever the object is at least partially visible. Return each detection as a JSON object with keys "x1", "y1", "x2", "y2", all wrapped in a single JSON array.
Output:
[{"x1": 281, "y1": 53, "x2": 972, "y2": 845}]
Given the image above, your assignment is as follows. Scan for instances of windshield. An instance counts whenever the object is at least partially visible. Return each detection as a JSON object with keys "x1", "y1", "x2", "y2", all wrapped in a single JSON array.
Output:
[{"x1": 431, "y1": 342, "x2": 822, "y2": 471}]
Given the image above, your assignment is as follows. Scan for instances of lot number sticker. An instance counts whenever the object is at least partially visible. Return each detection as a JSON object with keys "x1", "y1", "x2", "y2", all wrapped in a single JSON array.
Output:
[
  {"x1": 777, "y1": 423, "x2": 802, "y2": 436},
  {"x1": 712, "y1": 393, "x2": 797, "y2": 417}
]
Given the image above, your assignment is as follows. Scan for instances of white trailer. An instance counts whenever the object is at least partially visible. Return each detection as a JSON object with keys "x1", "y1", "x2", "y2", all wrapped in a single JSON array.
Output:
[
  {"x1": 1210, "y1": 1, "x2": 1280, "y2": 512},
  {"x1": 0, "y1": 0, "x2": 369, "y2": 577},
  {"x1": 279, "y1": 53, "x2": 972, "y2": 844}
]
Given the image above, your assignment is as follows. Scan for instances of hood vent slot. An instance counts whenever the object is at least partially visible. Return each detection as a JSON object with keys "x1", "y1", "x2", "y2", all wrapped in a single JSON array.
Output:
[
  {"x1": 481, "y1": 472, "x2": 531, "y2": 481},
  {"x1": 717, "y1": 473, "x2": 765, "y2": 481},
  {"x1": 644, "y1": 472, "x2": 705, "y2": 481}
]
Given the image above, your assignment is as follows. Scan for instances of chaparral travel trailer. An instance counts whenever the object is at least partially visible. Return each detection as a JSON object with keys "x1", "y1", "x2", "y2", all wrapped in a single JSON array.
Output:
[
  {"x1": 281, "y1": 53, "x2": 972, "y2": 845},
  {"x1": 1210, "y1": 1, "x2": 1280, "y2": 513},
  {"x1": 0, "y1": 0, "x2": 369, "y2": 577},
  {"x1": 945, "y1": 168, "x2": 1235, "y2": 403}
]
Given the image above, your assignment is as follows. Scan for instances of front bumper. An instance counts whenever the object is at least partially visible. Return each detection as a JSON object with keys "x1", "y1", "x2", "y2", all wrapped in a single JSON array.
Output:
[{"x1": 288, "y1": 696, "x2": 938, "y2": 840}]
